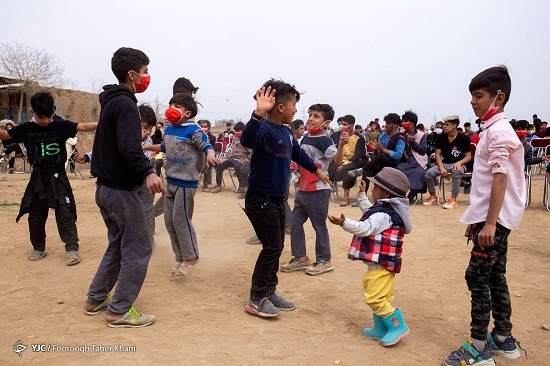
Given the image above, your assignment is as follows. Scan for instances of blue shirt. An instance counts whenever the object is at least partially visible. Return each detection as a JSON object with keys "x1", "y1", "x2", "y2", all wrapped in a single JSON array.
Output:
[{"x1": 379, "y1": 132, "x2": 405, "y2": 164}]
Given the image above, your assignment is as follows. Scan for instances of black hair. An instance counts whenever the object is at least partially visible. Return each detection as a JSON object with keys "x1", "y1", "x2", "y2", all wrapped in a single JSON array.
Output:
[
  {"x1": 464, "y1": 122, "x2": 471, "y2": 127},
  {"x1": 30, "y1": 92, "x2": 55, "y2": 117},
  {"x1": 515, "y1": 120, "x2": 529, "y2": 130},
  {"x1": 340, "y1": 114, "x2": 355, "y2": 125},
  {"x1": 6, "y1": 121, "x2": 15, "y2": 128},
  {"x1": 168, "y1": 94, "x2": 199, "y2": 119},
  {"x1": 417, "y1": 123, "x2": 424, "y2": 131},
  {"x1": 138, "y1": 104, "x2": 157, "y2": 126},
  {"x1": 226, "y1": 122, "x2": 233, "y2": 127},
  {"x1": 369, "y1": 121, "x2": 376, "y2": 126},
  {"x1": 292, "y1": 119, "x2": 304, "y2": 131},
  {"x1": 436, "y1": 121, "x2": 444, "y2": 128},
  {"x1": 308, "y1": 103, "x2": 335, "y2": 122},
  {"x1": 542, "y1": 121, "x2": 548, "y2": 125},
  {"x1": 401, "y1": 110, "x2": 418, "y2": 125},
  {"x1": 384, "y1": 113, "x2": 401, "y2": 125},
  {"x1": 354, "y1": 125, "x2": 362, "y2": 130},
  {"x1": 254, "y1": 79, "x2": 300, "y2": 112},
  {"x1": 469, "y1": 65, "x2": 511, "y2": 106},
  {"x1": 173, "y1": 77, "x2": 198, "y2": 96},
  {"x1": 198, "y1": 119, "x2": 211, "y2": 128},
  {"x1": 111, "y1": 47, "x2": 149, "y2": 84},
  {"x1": 234, "y1": 121, "x2": 245, "y2": 132}
]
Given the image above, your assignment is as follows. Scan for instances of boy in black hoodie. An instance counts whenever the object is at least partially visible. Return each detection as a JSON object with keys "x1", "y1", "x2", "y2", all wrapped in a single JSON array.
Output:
[{"x1": 83, "y1": 47, "x2": 164, "y2": 328}]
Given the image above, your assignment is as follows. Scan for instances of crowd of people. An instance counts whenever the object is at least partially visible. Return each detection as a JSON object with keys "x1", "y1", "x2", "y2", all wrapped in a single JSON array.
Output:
[{"x1": 1, "y1": 48, "x2": 550, "y2": 365}]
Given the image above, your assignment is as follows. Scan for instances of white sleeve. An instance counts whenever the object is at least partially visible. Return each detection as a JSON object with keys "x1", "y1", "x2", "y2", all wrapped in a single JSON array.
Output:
[{"x1": 342, "y1": 212, "x2": 392, "y2": 237}]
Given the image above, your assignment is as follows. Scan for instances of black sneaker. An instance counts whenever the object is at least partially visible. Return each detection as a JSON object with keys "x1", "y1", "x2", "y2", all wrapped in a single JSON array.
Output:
[{"x1": 487, "y1": 329, "x2": 523, "y2": 359}]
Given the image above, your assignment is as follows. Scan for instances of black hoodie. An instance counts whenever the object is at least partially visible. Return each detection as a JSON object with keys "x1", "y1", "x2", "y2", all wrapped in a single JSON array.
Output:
[{"x1": 91, "y1": 84, "x2": 153, "y2": 190}]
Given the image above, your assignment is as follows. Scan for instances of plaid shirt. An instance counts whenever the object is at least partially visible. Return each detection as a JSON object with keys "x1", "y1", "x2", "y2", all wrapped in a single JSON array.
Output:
[{"x1": 348, "y1": 202, "x2": 405, "y2": 273}]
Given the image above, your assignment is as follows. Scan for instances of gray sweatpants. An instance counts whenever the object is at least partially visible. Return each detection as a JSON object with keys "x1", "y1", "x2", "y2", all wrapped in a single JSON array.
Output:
[
  {"x1": 290, "y1": 189, "x2": 332, "y2": 262},
  {"x1": 164, "y1": 182, "x2": 199, "y2": 262},
  {"x1": 425, "y1": 163, "x2": 466, "y2": 198},
  {"x1": 87, "y1": 185, "x2": 152, "y2": 315},
  {"x1": 136, "y1": 181, "x2": 155, "y2": 245}
]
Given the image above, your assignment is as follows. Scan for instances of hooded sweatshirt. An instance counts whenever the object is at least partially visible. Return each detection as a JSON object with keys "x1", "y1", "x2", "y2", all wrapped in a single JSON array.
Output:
[{"x1": 91, "y1": 85, "x2": 153, "y2": 190}]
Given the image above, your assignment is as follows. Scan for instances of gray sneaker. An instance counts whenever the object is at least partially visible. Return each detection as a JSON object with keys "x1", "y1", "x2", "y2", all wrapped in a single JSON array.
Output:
[
  {"x1": 280, "y1": 256, "x2": 310, "y2": 272},
  {"x1": 107, "y1": 307, "x2": 155, "y2": 328},
  {"x1": 305, "y1": 260, "x2": 334, "y2": 276},
  {"x1": 348, "y1": 168, "x2": 364, "y2": 178},
  {"x1": 268, "y1": 293, "x2": 296, "y2": 311},
  {"x1": 245, "y1": 297, "x2": 280, "y2": 318}
]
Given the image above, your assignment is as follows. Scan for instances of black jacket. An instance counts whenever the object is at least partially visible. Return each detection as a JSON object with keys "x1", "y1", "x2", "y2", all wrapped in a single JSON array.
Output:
[{"x1": 91, "y1": 85, "x2": 153, "y2": 190}]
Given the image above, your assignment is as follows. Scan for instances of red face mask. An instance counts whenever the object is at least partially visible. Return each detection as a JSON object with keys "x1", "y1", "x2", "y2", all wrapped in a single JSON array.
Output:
[
  {"x1": 131, "y1": 72, "x2": 150, "y2": 93},
  {"x1": 308, "y1": 123, "x2": 326, "y2": 135},
  {"x1": 542, "y1": 125, "x2": 547, "y2": 131},
  {"x1": 201, "y1": 127, "x2": 209, "y2": 133},
  {"x1": 235, "y1": 131, "x2": 242, "y2": 137},
  {"x1": 402, "y1": 122, "x2": 411, "y2": 131},
  {"x1": 480, "y1": 90, "x2": 501, "y2": 122},
  {"x1": 165, "y1": 106, "x2": 183, "y2": 125},
  {"x1": 515, "y1": 131, "x2": 527, "y2": 139}
]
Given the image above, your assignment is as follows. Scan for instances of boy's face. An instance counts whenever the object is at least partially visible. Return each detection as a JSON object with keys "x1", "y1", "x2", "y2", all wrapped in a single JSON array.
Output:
[
  {"x1": 141, "y1": 122, "x2": 152, "y2": 141},
  {"x1": 170, "y1": 103, "x2": 192, "y2": 124},
  {"x1": 385, "y1": 121, "x2": 397, "y2": 134},
  {"x1": 443, "y1": 122, "x2": 457, "y2": 134},
  {"x1": 370, "y1": 124, "x2": 377, "y2": 131},
  {"x1": 294, "y1": 124, "x2": 305, "y2": 138},
  {"x1": 31, "y1": 110, "x2": 54, "y2": 127},
  {"x1": 279, "y1": 95, "x2": 298, "y2": 125},
  {"x1": 200, "y1": 122, "x2": 209, "y2": 132},
  {"x1": 464, "y1": 125, "x2": 471, "y2": 133},
  {"x1": 470, "y1": 88, "x2": 494, "y2": 118},
  {"x1": 306, "y1": 110, "x2": 328, "y2": 134},
  {"x1": 371, "y1": 183, "x2": 391, "y2": 202}
]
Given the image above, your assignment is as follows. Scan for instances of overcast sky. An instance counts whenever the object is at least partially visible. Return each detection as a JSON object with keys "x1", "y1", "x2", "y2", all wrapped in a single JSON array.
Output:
[{"x1": 4, "y1": 0, "x2": 550, "y2": 127}]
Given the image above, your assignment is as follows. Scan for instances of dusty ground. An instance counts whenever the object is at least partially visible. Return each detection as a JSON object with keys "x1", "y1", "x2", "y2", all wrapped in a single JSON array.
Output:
[{"x1": 1, "y1": 164, "x2": 549, "y2": 365}]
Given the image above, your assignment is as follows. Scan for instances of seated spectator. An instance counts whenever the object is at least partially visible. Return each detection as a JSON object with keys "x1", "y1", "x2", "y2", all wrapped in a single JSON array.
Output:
[
  {"x1": 525, "y1": 124, "x2": 537, "y2": 143},
  {"x1": 463, "y1": 122, "x2": 474, "y2": 138},
  {"x1": 365, "y1": 121, "x2": 380, "y2": 154},
  {"x1": 535, "y1": 121, "x2": 548, "y2": 138},
  {"x1": 423, "y1": 115, "x2": 471, "y2": 209},
  {"x1": 348, "y1": 113, "x2": 408, "y2": 193},
  {"x1": 223, "y1": 122, "x2": 235, "y2": 137},
  {"x1": 328, "y1": 115, "x2": 367, "y2": 206},
  {"x1": 427, "y1": 120, "x2": 444, "y2": 165},
  {"x1": 1, "y1": 121, "x2": 23, "y2": 174},
  {"x1": 396, "y1": 110, "x2": 428, "y2": 204},
  {"x1": 210, "y1": 121, "x2": 251, "y2": 198},
  {"x1": 354, "y1": 124, "x2": 364, "y2": 137},
  {"x1": 516, "y1": 120, "x2": 550, "y2": 165},
  {"x1": 199, "y1": 119, "x2": 217, "y2": 191}
]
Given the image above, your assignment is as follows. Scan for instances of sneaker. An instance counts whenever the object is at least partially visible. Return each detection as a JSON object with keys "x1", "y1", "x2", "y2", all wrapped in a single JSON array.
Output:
[
  {"x1": 246, "y1": 235, "x2": 261, "y2": 245},
  {"x1": 280, "y1": 256, "x2": 310, "y2": 272},
  {"x1": 464, "y1": 185, "x2": 471, "y2": 194},
  {"x1": 347, "y1": 168, "x2": 364, "y2": 178},
  {"x1": 444, "y1": 340, "x2": 495, "y2": 366},
  {"x1": 423, "y1": 195, "x2": 437, "y2": 206},
  {"x1": 442, "y1": 197, "x2": 458, "y2": 209},
  {"x1": 351, "y1": 201, "x2": 359, "y2": 207},
  {"x1": 245, "y1": 297, "x2": 280, "y2": 318},
  {"x1": 210, "y1": 186, "x2": 222, "y2": 193},
  {"x1": 267, "y1": 293, "x2": 296, "y2": 311},
  {"x1": 487, "y1": 330, "x2": 523, "y2": 359},
  {"x1": 84, "y1": 294, "x2": 112, "y2": 315},
  {"x1": 107, "y1": 307, "x2": 155, "y2": 328},
  {"x1": 199, "y1": 185, "x2": 210, "y2": 192},
  {"x1": 305, "y1": 260, "x2": 334, "y2": 276}
]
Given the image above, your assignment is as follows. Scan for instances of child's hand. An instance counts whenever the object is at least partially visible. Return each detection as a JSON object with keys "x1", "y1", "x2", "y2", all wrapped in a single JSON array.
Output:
[
  {"x1": 206, "y1": 155, "x2": 221, "y2": 168},
  {"x1": 359, "y1": 179, "x2": 367, "y2": 192},
  {"x1": 327, "y1": 213, "x2": 345, "y2": 226},
  {"x1": 315, "y1": 170, "x2": 332, "y2": 186},
  {"x1": 254, "y1": 86, "x2": 276, "y2": 117},
  {"x1": 74, "y1": 153, "x2": 86, "y2": 164}
]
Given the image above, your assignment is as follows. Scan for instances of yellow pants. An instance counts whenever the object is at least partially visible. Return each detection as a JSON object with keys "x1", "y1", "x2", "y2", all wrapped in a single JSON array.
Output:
[{"x1": 362, "y1": 268, "x2": 395, "y2": 318}]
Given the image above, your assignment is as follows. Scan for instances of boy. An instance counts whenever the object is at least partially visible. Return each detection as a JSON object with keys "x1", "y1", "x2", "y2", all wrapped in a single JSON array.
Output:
[
  {"x1": 444, "y1": 66, "x2": 526, "y2": 366},
  {"x1": 328, "y1": 167, "x2": 412, "y2": 347},
  {"x1": 84, "y1": 47, "x2": 164, "y2": 328},
  {"x1": 281, "y1": 104, "x2": 346, "y2": 275},
  {"x1": 240, "y1": 80, "x2": 331, "y2": 318},
  {"x1": 0, "y1": 92, "x2": 97, "y2": 265},
  {"x1": 145, "y1": 94, "x2": 219, "y2": 277}
]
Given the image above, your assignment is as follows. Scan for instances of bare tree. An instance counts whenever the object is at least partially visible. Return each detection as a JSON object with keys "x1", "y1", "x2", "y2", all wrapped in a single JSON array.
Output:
[{"x1": 0, "y1": 41, "x2": 64, "y2": 122}]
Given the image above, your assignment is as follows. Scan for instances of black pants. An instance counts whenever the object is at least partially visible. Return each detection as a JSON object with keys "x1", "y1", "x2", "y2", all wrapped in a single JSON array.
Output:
[
  {"x1": 245, "y1": 192, "x2": 285, "y2": 300},
  {"x1": 360, "y1": 153, "x2": 395, "y2": 189},
  {"x1": 328, "y1": 161, "x2": 363, "y2": 190},
  {"x1": 28, "y1": 186, "x2": 79, "y2": 252},
  {"x1": 215, "y1": 159, "x2": 250, "y2": 187},
  {"x1": 465, "y1": 221, "x2": 512, "y2": 340}
]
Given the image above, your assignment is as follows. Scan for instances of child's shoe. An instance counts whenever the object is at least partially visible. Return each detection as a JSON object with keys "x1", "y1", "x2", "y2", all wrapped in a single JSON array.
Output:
[
  {"x1": 487, "y1": 329, "x2": 523, "y2": 359},
  {"x1": 305, "y1": 260, "x2": 334, "y2": 276},
  {"x1": 280, "y1": 256, "x2": 310, "y2": 272},
  {"x1": 380, "y1": 309, "x2": 409, "y2": 346},
  {"x1": 363, "y1": 314, "x2": 387, "y2": 340},
  {"x1": 444, "y1": 339, "x2": 495, "y2": 366},
  {"x1": 245, "y1": 297, "x2": 280, "y2": 318},
  {"x1": 442, "y1": 197, "x2": 458, "y2": 209}
]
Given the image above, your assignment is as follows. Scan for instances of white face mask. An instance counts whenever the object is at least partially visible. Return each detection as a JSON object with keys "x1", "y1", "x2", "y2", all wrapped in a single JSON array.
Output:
[{"x1": 434, "y1": 128, "x2": 443, "y2": 134}]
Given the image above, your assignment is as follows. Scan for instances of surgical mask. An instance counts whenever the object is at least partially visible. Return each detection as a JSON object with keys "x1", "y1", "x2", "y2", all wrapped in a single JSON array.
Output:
[
  {"x1": 527, "y1": 130, "x2": 534, "y2": 136},
  {"x1": 130, "y1": 71, "x2": 150, "y2": 93},
  {"x1": 516, "y1": 131, "x2": 527, "y2": 139},
  {"x1": 165, "y1": 106, "x2": 183, "y2": 125},
  {"x1": 402, "y1": 122, "x2": 411, "y2": 131},
  {"x1": 435, "y1": 128, "x2": 443, "y2": 134},
  {"x1": 480, "y1": 90, "x2": 501, "y2": 122},
  {"x1": 307, "y1": 123, "x2": 326, "y2": 135},
  {"x1": 235, "y1": 131, "x2": 242, "y2": 137}
]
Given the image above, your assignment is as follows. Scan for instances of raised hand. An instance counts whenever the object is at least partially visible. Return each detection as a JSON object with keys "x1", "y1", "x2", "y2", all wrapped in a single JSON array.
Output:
[
  {"x1": 327, "y1": 213, "x2": 346, "y2": 226},
  {"x1": 254, "y1": 86, "x2": 276, "y2": 117}
]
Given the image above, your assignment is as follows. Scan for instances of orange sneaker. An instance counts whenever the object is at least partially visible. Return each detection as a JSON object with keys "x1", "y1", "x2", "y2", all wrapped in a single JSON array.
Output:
[
  {"x1": 423, "y1": 195, "x2": 437, "y2": 206},
  {"x1": 442, "y1": 197, "x2": 458, "y2": 209}
]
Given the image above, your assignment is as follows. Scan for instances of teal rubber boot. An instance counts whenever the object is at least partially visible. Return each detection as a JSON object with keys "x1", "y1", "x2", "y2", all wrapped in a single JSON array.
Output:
[
  {"x1": 380, "y1": 309, "x2": 409, "y2": 346},
  {"x1": 362, "y1": 314, "x2": 388, "y2": 339}
]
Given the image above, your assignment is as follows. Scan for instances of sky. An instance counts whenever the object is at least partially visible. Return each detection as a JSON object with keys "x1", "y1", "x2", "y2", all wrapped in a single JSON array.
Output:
[{"x1": 3, "y1": 0, "x2": 550, "y2": 128}]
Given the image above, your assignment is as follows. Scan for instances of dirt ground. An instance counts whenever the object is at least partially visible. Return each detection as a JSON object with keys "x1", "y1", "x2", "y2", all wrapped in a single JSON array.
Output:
[{"x1": 1, "y1": 165, "x2": 549, "y2": 365}]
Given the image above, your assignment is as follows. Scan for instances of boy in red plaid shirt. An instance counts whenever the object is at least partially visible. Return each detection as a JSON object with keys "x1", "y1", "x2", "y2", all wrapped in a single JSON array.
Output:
[{"x1": 328, "y1": 167, "x2": 412, "y2": 347}]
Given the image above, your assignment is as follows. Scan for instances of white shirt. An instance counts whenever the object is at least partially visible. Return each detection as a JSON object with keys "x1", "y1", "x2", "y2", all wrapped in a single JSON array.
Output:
[{"x1": 460, "y1": 113, "x2": 525, "y2": 230}]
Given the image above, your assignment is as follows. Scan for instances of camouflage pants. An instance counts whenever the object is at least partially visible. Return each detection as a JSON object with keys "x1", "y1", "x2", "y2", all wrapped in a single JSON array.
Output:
[{"x1": 465, "y1": 221, "x2": 512, "y2": 340}]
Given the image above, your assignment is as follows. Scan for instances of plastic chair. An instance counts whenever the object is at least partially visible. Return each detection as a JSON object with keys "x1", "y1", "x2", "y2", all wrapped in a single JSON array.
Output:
[
  {"x1": 543, "y1": 145, "x2": 550, "y2": 211},
  {"x1": 531, "y1": 138, "x2": 550, "y2": 174}
]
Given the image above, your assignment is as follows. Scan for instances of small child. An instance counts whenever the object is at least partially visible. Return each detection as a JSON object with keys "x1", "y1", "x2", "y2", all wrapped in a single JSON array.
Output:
[
  {"x1": 444, "y1": 65, "x2": 526, "y2": 366},
  {"x1": 145, "y1": 94, "x2": 219, "y2": 277},
  {"x1": 240, "y1": 80, "x2": 332, "y2": 318},
  {"x1": 328, "y1": 167, "x2": 412, "y2": 347},
  {"x1": 0, "y1": 92, "x2": 97, "y2": 265},
  {"x1": 281, "y1": 103, "x2": 347, "y2": 275}
]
